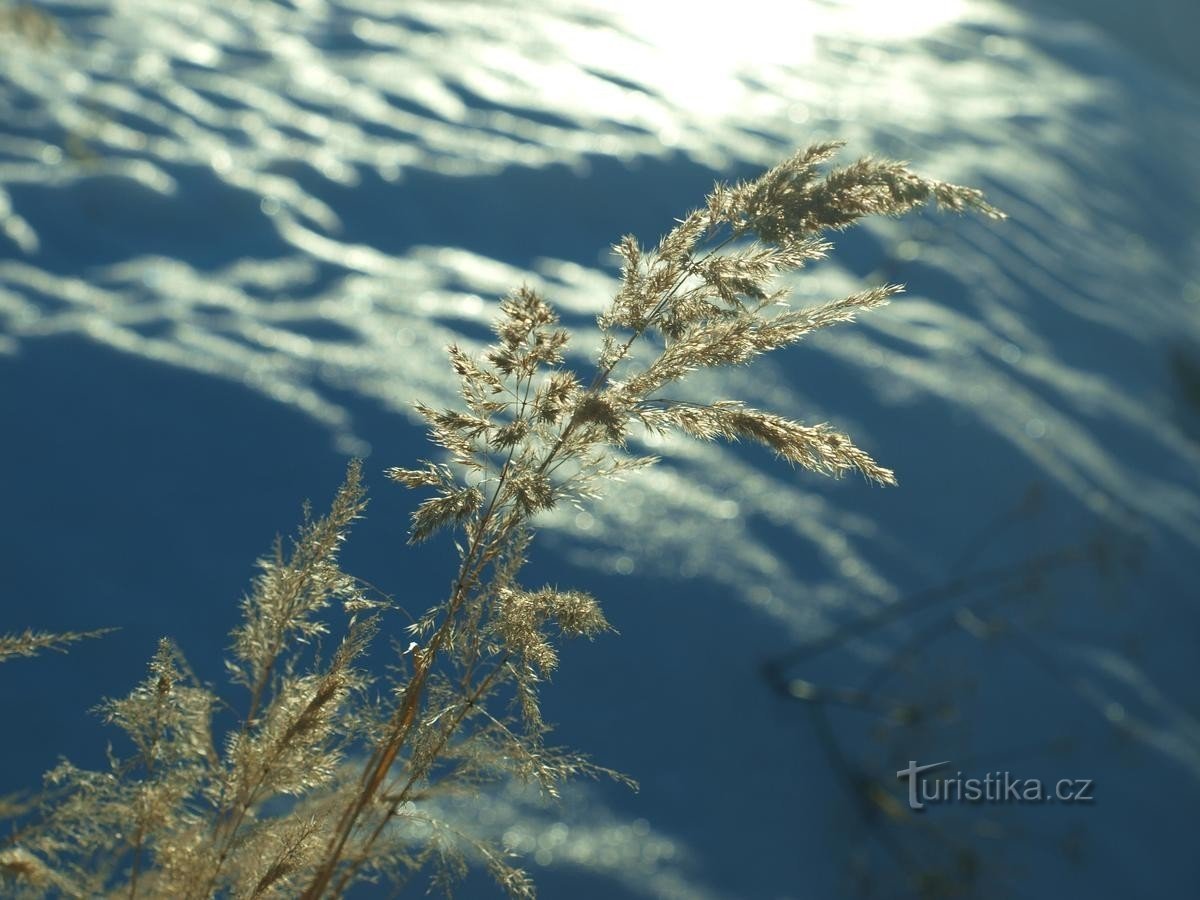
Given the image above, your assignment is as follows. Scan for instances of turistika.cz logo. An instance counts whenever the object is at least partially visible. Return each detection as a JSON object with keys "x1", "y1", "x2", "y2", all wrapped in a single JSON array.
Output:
[{"x1": 896, "y1": 760, "x2": 1095, "y2": 811}]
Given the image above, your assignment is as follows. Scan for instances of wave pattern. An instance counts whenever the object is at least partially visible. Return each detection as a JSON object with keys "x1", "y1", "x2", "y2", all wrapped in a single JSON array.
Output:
[
  {"x1": 5, "y1": 2, "x2": 1198, "y2": 610},
  {"x1": 3, "y1": 1, "x2": 1200, "y2": 888}
]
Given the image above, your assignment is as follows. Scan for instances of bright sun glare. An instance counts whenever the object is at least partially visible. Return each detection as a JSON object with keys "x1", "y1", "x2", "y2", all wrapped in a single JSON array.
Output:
[{"x1": 593, "y1": 0, "x2": 968, "y2": 116}]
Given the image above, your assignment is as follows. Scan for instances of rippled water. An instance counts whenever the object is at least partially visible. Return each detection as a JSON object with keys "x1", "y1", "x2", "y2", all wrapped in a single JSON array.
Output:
[
  {"x1": 6, "y1": 0, "x2": 1199, "y2": 616},
  {"x1": 3, "y1": 0, "x2": 1199, "y2": 896}
]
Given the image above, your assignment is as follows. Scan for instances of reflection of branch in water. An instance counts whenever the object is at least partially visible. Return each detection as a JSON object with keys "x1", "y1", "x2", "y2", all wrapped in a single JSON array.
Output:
[
  {"x1": 763, "y1": 540, "x2": 1092, "y2": 680},
  {"x1": 761, "y1": 484, "x2": 1143, "y2": 898},
  {"x1": 799, "y1": 677, "x2": 1048, "y2": 900},
  {"x1": 852, "y1": 527, "x2": 1132, "y2": 703}
]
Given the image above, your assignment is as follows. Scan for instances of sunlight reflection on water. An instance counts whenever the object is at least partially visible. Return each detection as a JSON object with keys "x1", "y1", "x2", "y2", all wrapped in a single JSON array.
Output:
[
  {"x1": 2, "y1": 0, "x2": 1199, "y2": 675},
  {"x1": 5, "y1": 2, "x2": 1200, "y2": 895}
]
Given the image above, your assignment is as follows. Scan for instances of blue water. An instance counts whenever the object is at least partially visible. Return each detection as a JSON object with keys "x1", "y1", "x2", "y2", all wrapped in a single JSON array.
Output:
[{"x1": 2, "y1": 1, "x2": 1199, "y2": 896}]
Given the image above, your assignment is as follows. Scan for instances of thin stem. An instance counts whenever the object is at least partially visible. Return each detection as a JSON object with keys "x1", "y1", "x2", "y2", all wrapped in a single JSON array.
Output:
[
  {"x1": 302, "y1": 365, "x2": 537, "y2": 898},
  {"x1": 327, "y1": 655, "x2": 510, "y2": 897},
  {"x1": 305, "y1": 223, "x2": 742, "y2": 897}
]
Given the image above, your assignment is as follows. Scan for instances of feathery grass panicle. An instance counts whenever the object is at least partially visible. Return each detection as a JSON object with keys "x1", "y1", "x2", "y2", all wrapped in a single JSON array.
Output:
[
  {"x1": 0, "y1": 628, "x2": 114, "y2": 664},
  {"x1": 1, "y1": 143, "x2": 998, "y2": 898},
  {"x1": 712, "y1": 142, "x2": 1004, "y2": 247},
  {"x1": 229, "y1": 458, "x2": 367, "y2": 690}
]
